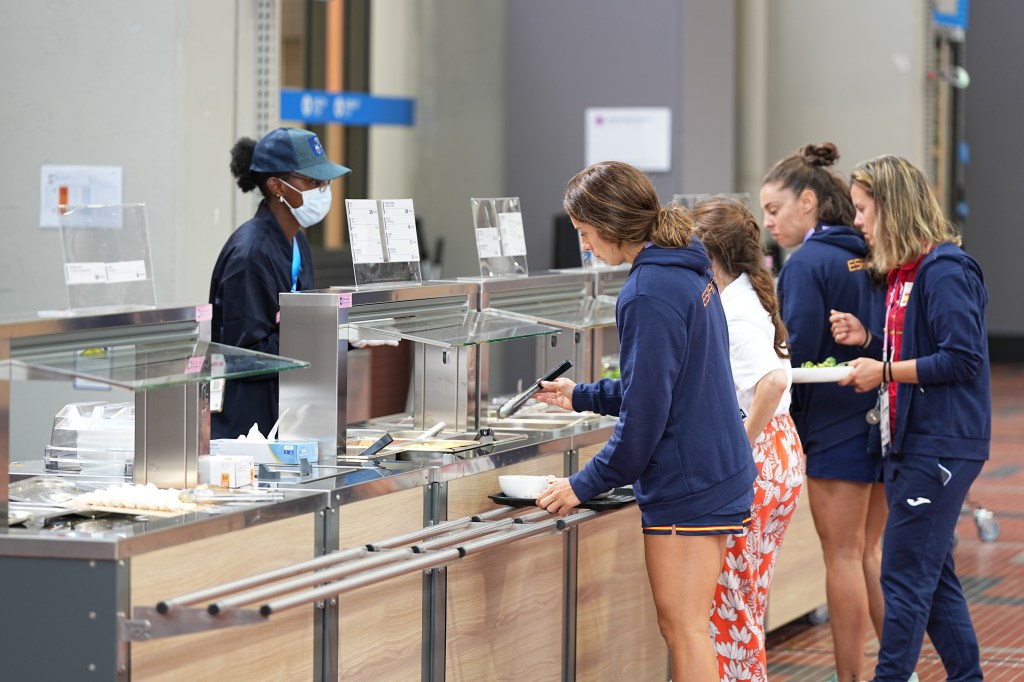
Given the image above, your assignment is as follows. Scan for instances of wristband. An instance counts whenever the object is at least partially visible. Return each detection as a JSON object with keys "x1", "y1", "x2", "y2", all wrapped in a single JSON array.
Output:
[{"x1": 860, "y1": 330, "x2": 873, "y2": 349}]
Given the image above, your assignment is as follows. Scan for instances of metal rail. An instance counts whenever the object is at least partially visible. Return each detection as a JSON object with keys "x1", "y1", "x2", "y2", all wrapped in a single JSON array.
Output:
[{"x1": 127, "y1": 505, "x2": 604, "y2": 641}]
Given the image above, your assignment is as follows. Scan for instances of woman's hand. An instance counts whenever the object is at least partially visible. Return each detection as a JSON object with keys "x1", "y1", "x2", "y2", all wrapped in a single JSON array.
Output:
[
  {"x1": 839, "y1": 356, "x2": 884, "y2": 392},
  {"x1": 536, "y1": 477, "x2": 581, "y2": 516},
  {"x1": 533, "y1": 378, "x2": 577, "y2": 412},
  {"x1": 829, "y1": 309, "x2": 868, "y2": 347}
]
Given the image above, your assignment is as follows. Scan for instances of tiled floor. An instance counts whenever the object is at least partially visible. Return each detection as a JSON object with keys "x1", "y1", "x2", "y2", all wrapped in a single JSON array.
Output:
[{"x1": 765, "y1": 364, "x2": 1024, "y2": 681}]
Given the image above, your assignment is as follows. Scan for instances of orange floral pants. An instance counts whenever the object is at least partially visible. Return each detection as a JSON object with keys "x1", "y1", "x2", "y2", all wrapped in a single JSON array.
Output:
[{"x1": 711, "y1": 413, "x2": 804, "y2": 682}]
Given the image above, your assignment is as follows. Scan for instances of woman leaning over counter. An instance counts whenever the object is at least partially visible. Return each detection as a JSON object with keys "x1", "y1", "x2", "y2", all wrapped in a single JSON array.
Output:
[{"x1": 535, "y1": 161, "x2": 756, "y2": 682}]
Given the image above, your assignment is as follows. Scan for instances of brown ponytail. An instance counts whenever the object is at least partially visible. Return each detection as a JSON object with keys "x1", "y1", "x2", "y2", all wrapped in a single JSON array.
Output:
[
  {"x1": 563, "y1": 161, "x2": 695, "y2": 249},
  {"x1": 763, "y1": 142, "x2": 855, "y2": 228},
  {"x1": 691, "y1": 196, "x2": 789, "y2": 358}
]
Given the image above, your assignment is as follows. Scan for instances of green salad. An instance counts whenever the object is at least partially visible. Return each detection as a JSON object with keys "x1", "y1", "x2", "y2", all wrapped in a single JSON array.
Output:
[{"x1": 800, "y1": 356, "x2": 849, "y2": 369}]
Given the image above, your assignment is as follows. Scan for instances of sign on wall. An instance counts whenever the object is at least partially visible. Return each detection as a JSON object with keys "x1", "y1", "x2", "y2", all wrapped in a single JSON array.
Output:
[
  {"x1": 39, "y1": 165, "x2": 123, "y2": 229},
  {"x1": 281, "y1": 89, "x2": 415, "y2": 126},
  {"x1": 585, "y1": 107, "x2": 672, "y2": 173}
]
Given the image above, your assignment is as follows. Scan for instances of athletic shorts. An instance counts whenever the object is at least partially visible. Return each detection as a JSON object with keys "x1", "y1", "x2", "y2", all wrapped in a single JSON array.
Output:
[{"x1": 805, "y1": 431, "x2": 883, "y2": 483}]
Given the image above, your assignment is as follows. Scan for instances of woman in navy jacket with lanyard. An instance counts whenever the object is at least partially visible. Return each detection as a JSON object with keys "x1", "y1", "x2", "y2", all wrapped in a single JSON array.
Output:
[
  {"x1": 209, "y1": 127, "x2": 350, "y2": 440},
  {"x1": 535, "y1": 161, "x2": 756, "y2": 681},
  {"x1": 761, "y1": 142, "x2": 886, "y2": 681},
  {"x1": 831, "y1": 155, "x2": 989, "y2": 682}
]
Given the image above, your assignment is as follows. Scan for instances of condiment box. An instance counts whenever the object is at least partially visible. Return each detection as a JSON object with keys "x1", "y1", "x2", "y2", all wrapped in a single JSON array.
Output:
[
  {"x1": 209, "y1": 439, "x2": 319, "y2": 465},
  {"x1": 198, "y1": 454, "x2": 254, "y2": 488}
]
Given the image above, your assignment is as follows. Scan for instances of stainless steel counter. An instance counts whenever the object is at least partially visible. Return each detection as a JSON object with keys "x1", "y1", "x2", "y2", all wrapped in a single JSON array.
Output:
[{"x1": 1, "y1": 414, "x2": 616, "y2": 561}]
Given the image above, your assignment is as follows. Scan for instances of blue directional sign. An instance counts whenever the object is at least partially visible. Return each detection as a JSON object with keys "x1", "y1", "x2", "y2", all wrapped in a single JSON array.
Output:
[{"x1": 280, "y1": 89, "x2": 415, "y2": 126}]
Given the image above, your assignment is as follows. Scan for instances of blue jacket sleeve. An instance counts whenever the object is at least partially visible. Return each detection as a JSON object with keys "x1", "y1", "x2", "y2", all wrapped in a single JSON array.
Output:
[
  {"x1": 915, "y1": 260, "x2": 987, "y2": 385},
  {"x1": 778, "y1": 259, "x2": 828, "y2": 365},
  {"x1": 572, "y1": 378, "x2": 622, "y2": 416},
  {"x1": 569, "y1": 294, "x2": 686, "y2": 501}
]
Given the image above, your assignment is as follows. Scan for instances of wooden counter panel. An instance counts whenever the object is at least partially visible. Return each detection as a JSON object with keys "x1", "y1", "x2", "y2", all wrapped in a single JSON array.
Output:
[
  {"x1": 765, "y1": 492, "x2": 826, "y2": 631},
  {"x1": 577, "y1": 505, "x2": 668, "y2": 682},
  {"x1": 445, "y1": 535, "x2": 564, "y2": 681},
  {"x1": 337, "y1": 486, "x2": 426, "y2": 682},
  {"x1": 445, "y1": 454, "x2": 565, "y2": 681},
  {"x1": 130, "y1": 514, "x2": 317, "y2": 682}
]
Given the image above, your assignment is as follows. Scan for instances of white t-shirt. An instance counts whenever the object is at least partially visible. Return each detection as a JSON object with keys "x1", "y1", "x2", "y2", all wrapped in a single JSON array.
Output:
[{"x1": 719, "y1": 272, "x2": 792, "y2": 417}]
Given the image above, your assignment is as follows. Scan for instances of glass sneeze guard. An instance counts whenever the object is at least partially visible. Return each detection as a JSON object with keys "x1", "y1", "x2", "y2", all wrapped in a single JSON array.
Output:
[
  {"x1": 4, "y1": 340, "x2": 309, "y2": 390},
  {"x1": 491, "y1": 295, "x2": 618, "y2": 332},
  {"x1": 346, "y1": 308, "x2": 559, "y2": 349}
]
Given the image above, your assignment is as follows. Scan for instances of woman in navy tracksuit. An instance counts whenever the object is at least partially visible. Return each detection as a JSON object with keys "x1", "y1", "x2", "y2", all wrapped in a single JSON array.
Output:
[
  {"x1": 762, "y1": 142, "x2": 886, "y2": 681},
  {"x1": 833, "y1": 155, "x2": 990, "y2": 682},
  {"x1": 535, "y1": 161, "x2": 756, "y2": 681}
]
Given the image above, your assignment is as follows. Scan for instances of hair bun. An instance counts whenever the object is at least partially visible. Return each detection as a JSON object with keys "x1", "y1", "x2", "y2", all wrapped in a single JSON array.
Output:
[{"x1": 798, "y1": 142, "x2": 840, "y2": 168}]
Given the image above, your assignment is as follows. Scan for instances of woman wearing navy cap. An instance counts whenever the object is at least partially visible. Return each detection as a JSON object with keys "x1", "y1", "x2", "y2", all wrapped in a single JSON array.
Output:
[
  {"x1": 833, "y1": 155, "x2": 989, "y2": 681},
  {"x1": 209, "y1": 127, "x2": 350, "y2": 440}
]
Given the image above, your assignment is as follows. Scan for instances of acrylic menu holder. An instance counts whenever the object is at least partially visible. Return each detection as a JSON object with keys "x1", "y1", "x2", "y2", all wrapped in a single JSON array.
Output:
[
  {"x1": 470, "y1": 197, "x2": 529, "y2": 279},
  {"x1": 55, "y1": 203, "x2": 157, "y2": 314},
  {"x1": 344, "y1": 198, "x2": 422, "y2": 288}
]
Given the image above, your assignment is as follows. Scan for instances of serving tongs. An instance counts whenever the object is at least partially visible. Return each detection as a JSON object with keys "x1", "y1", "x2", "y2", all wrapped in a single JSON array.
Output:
[{"x1": 338, "y1": 421, "x2": 447, "y2": 465}]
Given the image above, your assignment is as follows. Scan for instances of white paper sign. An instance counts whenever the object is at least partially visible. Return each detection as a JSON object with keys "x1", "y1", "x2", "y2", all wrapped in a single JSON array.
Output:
[
  {"x1": 497, "y1": 212, "x2": 527, "y2": 256},
  {"x1": 382, "y1": 199, "x2": 420, "y2": 262},
  {"x1": 475, "y1": 227, "x2": 502, "y2": 258},
  {"x1": 346, "y1": 199, "x2": 385, "y2": 264},
  {"x1": 105, "y1": 260, "x2": 148, "y2": 283},
  {"x1": 585, "y1": 107, "x2": 672, "y2": 172},
  {"x1": 64, "y1": 262, "x2": 108, "y2": 284},
  {"x1": 40, "y1": 165, "x2": 123, "y2": 228}
]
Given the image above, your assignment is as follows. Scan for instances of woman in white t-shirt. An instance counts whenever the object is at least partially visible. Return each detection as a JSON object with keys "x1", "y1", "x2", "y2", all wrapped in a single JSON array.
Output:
[{"x1": 692, "y1": 196, "x2": 806, "y2": 681}]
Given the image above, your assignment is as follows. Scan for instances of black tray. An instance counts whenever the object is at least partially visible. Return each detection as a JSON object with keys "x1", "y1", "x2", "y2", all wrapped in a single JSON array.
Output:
[{"x1": 488, "y1": 487, "x2": 635, "y2": 511}]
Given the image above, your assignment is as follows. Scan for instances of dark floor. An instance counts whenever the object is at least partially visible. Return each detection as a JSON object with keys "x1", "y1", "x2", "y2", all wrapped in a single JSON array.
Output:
[{"x1": 765, "y1": 364, "x2": 1024, "y2": 680}]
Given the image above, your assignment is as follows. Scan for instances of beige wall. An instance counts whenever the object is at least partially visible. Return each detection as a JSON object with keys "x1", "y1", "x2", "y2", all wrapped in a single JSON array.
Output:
[
  {"x1": 737, "y1": 0, "x2": 929, "y2": 204},
  {"x1": 0, "y1": 0, "x2": 264, "y2": 315}
]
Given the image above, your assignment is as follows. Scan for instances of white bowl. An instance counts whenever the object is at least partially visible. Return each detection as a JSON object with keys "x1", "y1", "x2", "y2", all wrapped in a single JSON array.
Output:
[{"x1": 498, "y1": 474, "x2": 555, "y2": 499}]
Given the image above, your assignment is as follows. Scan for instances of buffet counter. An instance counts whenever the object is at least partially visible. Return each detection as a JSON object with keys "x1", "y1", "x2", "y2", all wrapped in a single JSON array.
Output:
[{"x1": 2, "y1": 415, "x2": 671, "y2": 682}]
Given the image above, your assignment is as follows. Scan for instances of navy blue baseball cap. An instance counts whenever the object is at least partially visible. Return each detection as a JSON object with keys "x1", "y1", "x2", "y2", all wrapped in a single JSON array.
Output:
[{"x1": 249, "y1": 127, "x2": 351, "y2": 181}]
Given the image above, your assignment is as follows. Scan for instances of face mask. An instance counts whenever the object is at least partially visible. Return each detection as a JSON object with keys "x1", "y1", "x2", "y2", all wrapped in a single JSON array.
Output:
[{"x1": 279, "y1": 180, "x2": 332, "y2": 228}]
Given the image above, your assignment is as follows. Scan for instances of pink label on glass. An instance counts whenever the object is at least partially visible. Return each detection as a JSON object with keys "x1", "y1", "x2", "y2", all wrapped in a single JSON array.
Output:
[
  {"x1": 339, "y1": 294, "x2": 352, "y2": 309},
  {"x1": 195, "y1": 304, "x2": 213, "y2": 322},
  {"x1": 186, "y1": 356, "x2": 205, "y2": 374}
]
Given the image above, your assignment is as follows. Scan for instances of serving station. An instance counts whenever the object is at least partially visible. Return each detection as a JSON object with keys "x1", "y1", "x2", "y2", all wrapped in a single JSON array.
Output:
[{"x1": 1, "y1": 266, "x2": 823, "y2": 681}]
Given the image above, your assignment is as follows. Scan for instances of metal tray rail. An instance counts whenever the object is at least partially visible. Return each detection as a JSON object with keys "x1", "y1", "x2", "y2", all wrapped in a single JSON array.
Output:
[{"x1": 127, "y1": 503, "x2": 621, "y2": 642}]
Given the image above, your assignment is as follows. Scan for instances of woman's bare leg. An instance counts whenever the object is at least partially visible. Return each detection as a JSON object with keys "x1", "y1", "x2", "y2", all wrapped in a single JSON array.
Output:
[
  {"x1": 645, "y1": 532, "x2": 728, "y2": 682},
  {"x1": 807, "y1": 477, "x2": 874, "y2": 681}
]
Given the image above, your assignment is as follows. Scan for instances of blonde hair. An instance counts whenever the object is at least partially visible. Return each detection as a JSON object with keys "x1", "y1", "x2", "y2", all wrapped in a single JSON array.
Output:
[
  {"x1": 850, "y1": 155, "x2": 961, "y2": 272},
  {"x1": 563, "y1": 161, "x2": 695, "y2": 249},
  {"x1": 691, "y1": 196, "x2": 789, "y2": 358}
]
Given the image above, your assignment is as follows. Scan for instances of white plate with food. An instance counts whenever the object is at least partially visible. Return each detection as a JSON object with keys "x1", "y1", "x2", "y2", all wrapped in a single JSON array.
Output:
[{"x1": 791, "y1": 366, "x2": 853, "y2": 383}]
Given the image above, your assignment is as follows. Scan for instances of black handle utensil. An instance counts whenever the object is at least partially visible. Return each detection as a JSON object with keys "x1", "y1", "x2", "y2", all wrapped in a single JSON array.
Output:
[{"x1": 497, "y1": 359, "x2": 573, "y2": 419}]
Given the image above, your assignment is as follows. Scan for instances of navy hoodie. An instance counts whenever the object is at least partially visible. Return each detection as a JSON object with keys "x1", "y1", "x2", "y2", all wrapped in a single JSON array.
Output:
[
  {"x1": 777, "y1": 226, "x2": 885, "y2": 455},
  {"x1": 568, "y1": 239, "x2": 756, "y2": 526},
  {"x1": 889, "y1": 243, "x2": 990, "y2": 460},
  {"x1": 208, "y1": 201, "x2": 315, "y2": 439}
]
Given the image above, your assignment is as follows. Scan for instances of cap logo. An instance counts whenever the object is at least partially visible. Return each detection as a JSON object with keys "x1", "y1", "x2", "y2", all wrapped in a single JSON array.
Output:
[{"x1": 307, "y1": 135, "x2": 325, "y2": 157}]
